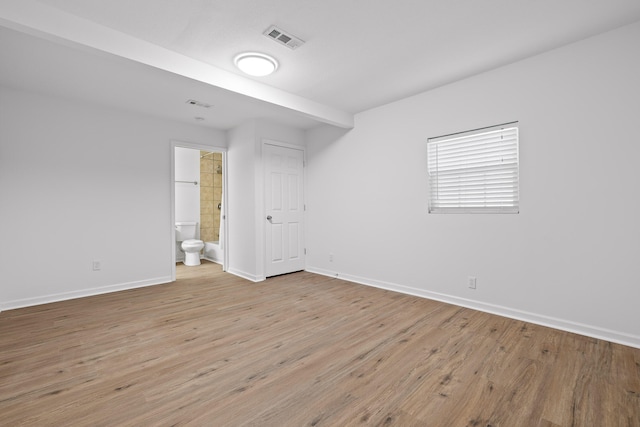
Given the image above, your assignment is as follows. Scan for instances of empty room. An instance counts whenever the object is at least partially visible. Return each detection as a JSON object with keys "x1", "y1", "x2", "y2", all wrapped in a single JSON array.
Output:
[{"x1": 1, "y1": 1, "x2": 639, "y2": 425}]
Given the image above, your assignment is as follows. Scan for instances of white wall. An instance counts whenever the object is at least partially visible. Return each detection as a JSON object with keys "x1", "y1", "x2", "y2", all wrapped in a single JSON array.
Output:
[
  {"x1": 227, "y1": 121, "x2": 257, "y2": 280},
  {"x1": 174, "y1": 147, "x2": 200, "y2": 225},
  {"x1": 0, "y1": 86, "x2": 225, "y2": 309},
  {"x1": 226, "y1": 119, "x2": 305, "y2": 281},
  {"x1": 305, "y1": 22, "x2": 640, "y2": 348}
]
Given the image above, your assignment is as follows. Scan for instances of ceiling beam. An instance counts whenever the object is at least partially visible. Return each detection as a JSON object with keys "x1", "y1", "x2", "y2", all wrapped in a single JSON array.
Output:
[{"x1": 0, "y1": 0, "x2": 354, "y2": 129}]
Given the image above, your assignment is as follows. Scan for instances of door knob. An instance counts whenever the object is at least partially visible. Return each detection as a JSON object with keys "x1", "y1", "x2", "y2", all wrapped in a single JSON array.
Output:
[{"x1": 266, "y1": 215, "x2": 272, "y2": 221}]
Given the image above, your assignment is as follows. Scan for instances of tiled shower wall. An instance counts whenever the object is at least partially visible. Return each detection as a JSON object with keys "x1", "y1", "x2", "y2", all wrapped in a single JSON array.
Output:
[{"x1": 200, "y1": 151, "x2": 223, "y2": 243}]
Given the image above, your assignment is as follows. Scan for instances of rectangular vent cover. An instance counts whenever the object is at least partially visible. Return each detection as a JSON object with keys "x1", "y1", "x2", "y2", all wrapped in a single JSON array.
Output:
[
  {"x1": 264, "y1": 25, "x2": 305, "y2": 50},
  {"x1": 185, "y1": 99, "x2": 212, "y2": 108}
]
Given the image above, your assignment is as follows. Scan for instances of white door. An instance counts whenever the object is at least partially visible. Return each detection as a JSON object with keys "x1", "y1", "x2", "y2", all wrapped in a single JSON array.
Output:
[{"x1": 264, "y1": 143, "x2": 305, "y2": 277}]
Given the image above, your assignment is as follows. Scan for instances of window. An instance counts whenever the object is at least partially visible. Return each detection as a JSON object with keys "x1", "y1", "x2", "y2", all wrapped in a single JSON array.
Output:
[{"x1": 427, "y1": 122, "x2": 519, "y2": 214}]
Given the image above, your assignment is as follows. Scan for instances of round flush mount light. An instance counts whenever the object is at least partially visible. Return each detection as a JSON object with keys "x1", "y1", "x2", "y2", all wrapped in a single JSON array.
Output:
[{"x1": 234, "y1": 52, "x2": 278, "y2": 77}]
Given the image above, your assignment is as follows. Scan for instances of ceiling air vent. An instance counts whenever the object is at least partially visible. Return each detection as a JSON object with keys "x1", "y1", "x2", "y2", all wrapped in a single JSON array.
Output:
[
  {"x1": 263, "y1": 25, "x2": 305, "y2": 50},
  {"x1": 185, "y1": 99, "x2": 212, "y2": 108}
]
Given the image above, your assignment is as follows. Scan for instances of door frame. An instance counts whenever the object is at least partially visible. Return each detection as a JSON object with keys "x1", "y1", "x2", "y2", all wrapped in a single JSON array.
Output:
[
  {"x1": 170, "y1": 140, "x2": 228, "y2": 281},
  {"x1": 261, "y1": 139, "x2": 306, "y2": 278}
]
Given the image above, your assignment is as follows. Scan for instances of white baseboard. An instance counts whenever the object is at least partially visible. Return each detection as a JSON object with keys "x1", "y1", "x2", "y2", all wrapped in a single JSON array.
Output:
[
  {"x1": 226, "y1": 268, "x2": 265, "y2": 283},
  {"x1": 1, "y1": 276, "x2": 173, "y2": 311},
  {"x1": 305, "y1": 266, "x2": 640, "y2": 349}
]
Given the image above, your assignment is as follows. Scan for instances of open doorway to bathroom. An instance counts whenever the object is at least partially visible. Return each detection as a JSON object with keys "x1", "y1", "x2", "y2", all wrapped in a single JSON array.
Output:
[
  {"x1": 198, "y1": 150, "x2": 225, "y2": 264},
  {"x1": 172, "y1": 143, "x2": 227, "y2": 280}
]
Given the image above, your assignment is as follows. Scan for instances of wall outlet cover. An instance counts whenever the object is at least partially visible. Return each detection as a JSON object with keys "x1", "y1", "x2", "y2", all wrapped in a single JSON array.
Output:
[{"x1": 468, "y1": 276, "x2": 476, "y2": 289}]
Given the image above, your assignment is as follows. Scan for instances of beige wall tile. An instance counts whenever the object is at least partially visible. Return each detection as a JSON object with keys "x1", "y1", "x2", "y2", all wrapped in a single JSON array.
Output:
[
  {"x1": 201, "y1": 200, "x2": 214, "y2": 214},
  {"x1": 200, "y1": 173, "x2": 214, "y2": 187},
  {"x1": 201, "y1": 215, "x2": 214, "y2": 229},
  {"x1": 201, "y1": 188, "x2": 214, "y2": 202},
  {"x1": 198, "y1": 152, "x2": 223, "y2": 244},
  {"x1": 213, "y1": 173, "x2": 222, "y2": 188},
  {"x1": 200, "y1": 158, "x2": 213, "y2": 173},
  {"x1": 201, "y1": 228, "x2": 214, "y2": 242}
]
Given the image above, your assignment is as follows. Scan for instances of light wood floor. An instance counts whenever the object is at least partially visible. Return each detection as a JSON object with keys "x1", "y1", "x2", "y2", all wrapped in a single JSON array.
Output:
[{"x1": 1, "y1": 262, "x2": 639, "y2": 426}]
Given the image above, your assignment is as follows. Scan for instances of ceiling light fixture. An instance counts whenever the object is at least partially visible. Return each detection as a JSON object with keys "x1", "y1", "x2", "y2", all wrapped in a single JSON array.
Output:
[{"x1": 234, "y1": 52, "x2": 278, "y2": 77}]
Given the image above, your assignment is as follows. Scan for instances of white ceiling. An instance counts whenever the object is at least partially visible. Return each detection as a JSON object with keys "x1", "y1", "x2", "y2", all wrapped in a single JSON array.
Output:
[
  {"x1": 2, "y1": 0, "x2": 640, "y2": 130},
  {"x1": 0, "y1": 25, "x2": 323, "y2": 130}
]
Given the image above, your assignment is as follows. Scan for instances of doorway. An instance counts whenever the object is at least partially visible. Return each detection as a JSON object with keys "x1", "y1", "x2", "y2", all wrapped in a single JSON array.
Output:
[{"x1": 171, "y1": 142, "x2": 227, "y2": 280}]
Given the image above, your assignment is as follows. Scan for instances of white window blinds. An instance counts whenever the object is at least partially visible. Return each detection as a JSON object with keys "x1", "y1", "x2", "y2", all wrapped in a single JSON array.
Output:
[{"x1": 427, "y1": 122, "x2": 519, "y2": 214}]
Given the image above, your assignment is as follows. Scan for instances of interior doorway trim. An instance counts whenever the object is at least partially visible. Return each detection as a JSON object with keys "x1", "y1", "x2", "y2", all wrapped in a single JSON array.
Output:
[{"x1": 170, "y1": 140, "x2": 228, "y2": 281}]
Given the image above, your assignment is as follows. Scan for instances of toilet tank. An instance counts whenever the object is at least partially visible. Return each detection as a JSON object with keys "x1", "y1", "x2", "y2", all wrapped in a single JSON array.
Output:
[{"x1": 175, "y1": 221, "x2": 198, "y2": 241}]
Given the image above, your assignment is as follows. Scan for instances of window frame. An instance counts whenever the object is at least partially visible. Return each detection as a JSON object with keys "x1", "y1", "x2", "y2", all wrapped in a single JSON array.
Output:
[{"x1": 427, "y1": 122, "x2": 520, "y2": 214}]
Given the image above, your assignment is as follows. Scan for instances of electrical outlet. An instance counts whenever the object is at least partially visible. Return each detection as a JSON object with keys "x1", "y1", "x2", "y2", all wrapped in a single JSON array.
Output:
[
  {"x1": 92, "y1": 260, "x2": 101, "y2": 271},
  {"x1": 468, "y1": 276, "x2": 476, "y2": 289},
  {"x1": 329, "y1": 252, "x2": 334, "y2": 262}
]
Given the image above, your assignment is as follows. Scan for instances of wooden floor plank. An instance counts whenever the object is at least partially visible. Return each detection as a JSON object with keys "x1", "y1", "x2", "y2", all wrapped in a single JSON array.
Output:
[{"x1": 1, "y1": 261, "x2": 639, "y2": 426}]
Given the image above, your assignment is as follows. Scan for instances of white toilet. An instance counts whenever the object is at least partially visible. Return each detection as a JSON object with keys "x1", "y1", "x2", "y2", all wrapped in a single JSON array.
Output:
[{"x1": 175, "y1": 221, "x2": 204, "y2": 266}]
